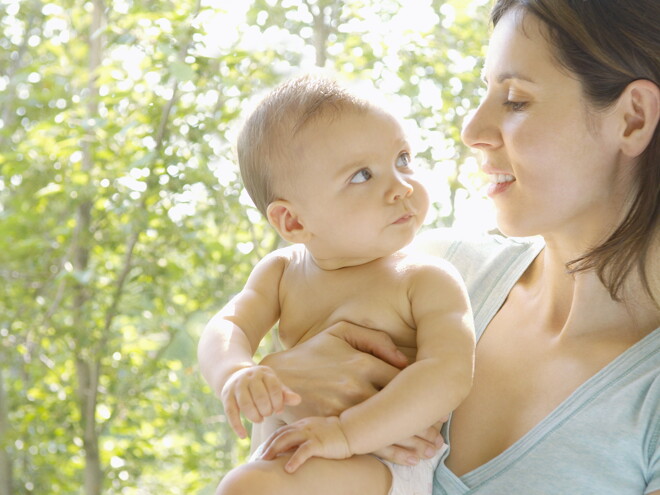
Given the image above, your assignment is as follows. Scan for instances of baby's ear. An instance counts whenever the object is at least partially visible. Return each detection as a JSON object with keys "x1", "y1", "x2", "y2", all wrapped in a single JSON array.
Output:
[
  {"x1": 267, "y1": 200, "x2": 310, "y2": 244},
  {"x1": 619, "y1": 79, "x2": 660, "y2": 158}
]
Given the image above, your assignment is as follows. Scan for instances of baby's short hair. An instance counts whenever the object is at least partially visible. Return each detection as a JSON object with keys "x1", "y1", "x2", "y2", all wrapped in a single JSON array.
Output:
[{"x1": 237, "y1": 74, "x2": 370, "y2": 217}]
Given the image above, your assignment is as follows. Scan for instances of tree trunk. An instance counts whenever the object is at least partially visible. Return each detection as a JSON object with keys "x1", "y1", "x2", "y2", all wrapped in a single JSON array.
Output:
[
  {"x1": 76, "y1": 357, "x2": 101, "y2": 495},
  {"x1": 304, "y1": 0, "x2": 332, "y2": 67},
  {"x1": 312, "y1": 12, "x2": 328, "y2": 67},
  {"x1": 0, "y1": 368, "x2": 13, "y2": 495},
  {"x1": 75, "y1": 0, "x2": 104, "y2": 493}
]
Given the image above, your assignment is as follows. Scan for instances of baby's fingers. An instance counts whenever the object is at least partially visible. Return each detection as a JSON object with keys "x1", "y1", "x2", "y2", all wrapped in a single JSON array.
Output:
[
  {"x1": 261, "y1": 374, "x2": 301, "y2": 415},
  {"x1": 283, "y1": 386, "x2": 302, "y2": 407},
  {"x1": 223, "y1": 394, "x2": 248, "y2": 439},
  {"x1": 262, "y1": 373, "x2": 287, "y2": 414},
  {"x1": 261, "y1": 428, "x2": 305, "y2": 461},
  {"x1": 284, "y1": 441, "x2": 315, "y2": 473},
  {"x1": 244, "y1": 379, "x2": 273, "y2": 420}
]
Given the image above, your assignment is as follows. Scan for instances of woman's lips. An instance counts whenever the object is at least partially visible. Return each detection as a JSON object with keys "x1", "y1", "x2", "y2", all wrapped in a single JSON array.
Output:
[{"x1": 486, "y1": 173, "x2": 515, "y2": 197}]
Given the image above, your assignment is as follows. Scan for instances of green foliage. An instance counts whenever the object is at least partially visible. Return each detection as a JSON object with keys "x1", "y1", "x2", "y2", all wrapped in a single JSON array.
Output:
[{"x1": 0, "y1": 0, "x2": 489, "y2": 493}]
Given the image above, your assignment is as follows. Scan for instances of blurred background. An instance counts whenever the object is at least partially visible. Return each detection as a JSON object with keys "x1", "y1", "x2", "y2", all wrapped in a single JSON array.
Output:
[{"x1": 0, "y1": 0, "x2": 493, "y2": 493}]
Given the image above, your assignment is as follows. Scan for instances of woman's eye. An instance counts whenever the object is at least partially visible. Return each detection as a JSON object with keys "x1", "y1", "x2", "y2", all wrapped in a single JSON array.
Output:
[
  {"x1": 504, "y1": 100, "x2": 528, "y2": 112},
  {"x1": 350, "y1": 168, "x2": 372, "y2": 184},
  {"x1": 396, "y1": 152, "x2": 412, "y2": 169}
]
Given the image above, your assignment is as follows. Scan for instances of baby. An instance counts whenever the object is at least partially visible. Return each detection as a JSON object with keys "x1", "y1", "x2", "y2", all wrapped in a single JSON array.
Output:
[{"x1": 198, "y1": 75, "x2": 475, "y2": 495}]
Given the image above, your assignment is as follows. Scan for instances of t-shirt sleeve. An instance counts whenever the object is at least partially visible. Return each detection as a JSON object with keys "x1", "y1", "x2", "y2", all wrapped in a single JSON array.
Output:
[{"x1": 646, "y1": 423, "x2": 660, "y2": 494}]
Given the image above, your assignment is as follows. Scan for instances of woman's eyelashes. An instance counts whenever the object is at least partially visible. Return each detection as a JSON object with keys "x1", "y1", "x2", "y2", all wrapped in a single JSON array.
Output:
[
  {"x1": 503, "y1": 88, "x2": 530, "y2": 112},
  {"x1": 504, "y1": 99, "x2": 528, "y2": 111}
]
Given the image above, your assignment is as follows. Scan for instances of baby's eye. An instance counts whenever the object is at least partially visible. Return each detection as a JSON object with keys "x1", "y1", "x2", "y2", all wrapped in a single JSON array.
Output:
[
  {"x1": 396, "y1": 152, "x2": 412, "y2": 169},
  {"x1": 350, "y1": 168, "x2": 372, "y2": 184}
]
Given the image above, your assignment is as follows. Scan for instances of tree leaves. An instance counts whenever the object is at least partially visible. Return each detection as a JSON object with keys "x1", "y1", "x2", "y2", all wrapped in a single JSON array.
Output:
[{"x1": 0, "y1": 0, "x2": 489, "y2": 493}]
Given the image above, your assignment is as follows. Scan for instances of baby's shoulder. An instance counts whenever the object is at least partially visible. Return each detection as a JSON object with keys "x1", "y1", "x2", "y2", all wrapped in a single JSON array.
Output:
[
  {"x1": 393, "y1": 250, "x2": 467, "y2": 295},
  {"x1": 261, "y1": 244, "x2": 305, "y2": 264},
  {"x1": 389, "y1": 253, "x2": 471, "y2": 317},
  {"x1": 396, "y1": 249, "x2": 462, "y2": 278},
  {"x1": 258, "y1": 245, "x2": 314, "y2": 282}
]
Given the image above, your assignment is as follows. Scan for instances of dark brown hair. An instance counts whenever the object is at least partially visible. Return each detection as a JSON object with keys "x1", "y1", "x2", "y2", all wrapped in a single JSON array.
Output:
[{"x1": 491, "y1": 0, "x2": 660, "y2": 302}]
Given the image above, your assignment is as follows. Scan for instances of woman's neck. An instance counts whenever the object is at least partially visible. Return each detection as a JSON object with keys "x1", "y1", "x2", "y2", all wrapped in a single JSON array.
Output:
[{"x1": 519, "y1": 242, "x2": 659, "y2": 341}]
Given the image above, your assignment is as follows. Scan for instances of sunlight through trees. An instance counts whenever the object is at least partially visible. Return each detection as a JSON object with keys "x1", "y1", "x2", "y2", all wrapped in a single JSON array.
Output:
[{"x1": 0, "y1": 1, "x2": 491, "y2": 493}]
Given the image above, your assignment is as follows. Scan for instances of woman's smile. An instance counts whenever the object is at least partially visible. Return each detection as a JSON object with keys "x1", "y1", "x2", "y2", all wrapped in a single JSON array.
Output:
[{"x1": 486, "y1": 173, "x2": 516, "y2": 197}]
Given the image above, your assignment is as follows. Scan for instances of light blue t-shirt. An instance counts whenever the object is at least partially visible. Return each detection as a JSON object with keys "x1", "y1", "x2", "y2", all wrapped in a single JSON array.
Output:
[{"x1": 415, "y1": 230, "x2": 660, "y2": 495}]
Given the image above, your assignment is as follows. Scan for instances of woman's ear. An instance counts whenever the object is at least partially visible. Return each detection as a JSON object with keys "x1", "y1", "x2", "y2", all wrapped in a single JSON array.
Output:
[
  {"x1": 619, "y1": 79, "x2": 660, "y2": 158},
  {"x1": 266, "y1": 200, "x2": 310, "y2": 244}
]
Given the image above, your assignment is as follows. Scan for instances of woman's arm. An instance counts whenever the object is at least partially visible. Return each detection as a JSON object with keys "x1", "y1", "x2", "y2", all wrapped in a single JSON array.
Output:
[
  {"x1": 259, "y1": 321, "x2": 408, "y2": 420},
  {"x1": 259, "y1": 320, "x2": 449, "y2": 464}
]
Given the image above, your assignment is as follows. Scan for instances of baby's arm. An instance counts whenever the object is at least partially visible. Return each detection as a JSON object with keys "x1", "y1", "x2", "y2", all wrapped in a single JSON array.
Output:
[
  {"x1": 262, "y1": 258, "x2": 475, "y2": 471},
  {"x1": 197, "y1": 250, "x2": 300, "y2": 438}
]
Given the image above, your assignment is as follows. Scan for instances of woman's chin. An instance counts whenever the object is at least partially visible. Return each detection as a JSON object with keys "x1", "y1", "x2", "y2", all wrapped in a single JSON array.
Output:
[{"x1": 495, "y1": 218, "x2": 540, "y2": 239}]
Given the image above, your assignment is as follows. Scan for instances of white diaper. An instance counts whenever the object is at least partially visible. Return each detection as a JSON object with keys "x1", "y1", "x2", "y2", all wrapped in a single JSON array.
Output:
[
  {"x1": 379, "y1": 444, "x2": 447, "y2": 495},
  {"x1": 250, "y1": 440, "x2": 447, "y2": 495}
]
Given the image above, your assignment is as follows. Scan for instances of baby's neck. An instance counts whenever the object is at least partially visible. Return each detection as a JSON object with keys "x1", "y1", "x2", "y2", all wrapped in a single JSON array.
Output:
[{"x1": 303, "y1": 247, "x2": 387, "y2": 271}]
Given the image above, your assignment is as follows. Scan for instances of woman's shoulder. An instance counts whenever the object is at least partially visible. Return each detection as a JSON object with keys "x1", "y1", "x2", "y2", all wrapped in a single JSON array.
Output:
[
  {"x1": 412, "y1": 229, "x2": 544, "y2": 329},
  {"x1": 413, "y1": 228, "x2": 543, "y2": 278}
]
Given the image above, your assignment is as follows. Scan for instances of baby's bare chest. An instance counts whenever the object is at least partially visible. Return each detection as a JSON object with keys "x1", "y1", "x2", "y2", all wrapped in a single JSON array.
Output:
[{"x1": 277, "y1": 264, "x2": 417, "y2": 353}]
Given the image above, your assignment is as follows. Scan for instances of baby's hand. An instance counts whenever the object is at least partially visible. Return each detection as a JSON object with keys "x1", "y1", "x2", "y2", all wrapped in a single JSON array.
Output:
[
  {"x1": 260, "y1": 416, "x2": 352, "y2": 472},
  {"x1": 221, "y1": 365, "x2": 301, "y2": 438}
]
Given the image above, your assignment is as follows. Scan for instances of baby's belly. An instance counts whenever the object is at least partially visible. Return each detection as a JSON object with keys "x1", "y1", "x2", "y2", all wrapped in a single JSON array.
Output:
[
  {"x1": 279, "y1": 325, "x2": 418, "y2": 373},
  {"x1": 280, "y1": 316, "x2": 418, "y2": 357}
]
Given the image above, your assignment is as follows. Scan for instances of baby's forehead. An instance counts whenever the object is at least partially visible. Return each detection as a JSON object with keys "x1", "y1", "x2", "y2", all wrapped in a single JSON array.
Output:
[
  {"x1": 292, "y1": 106, "x2": 405, "y2": 162},
  {"x1": 290, "y1": 98, "x2": 371, "y2": 131},
  {"x1": 291, "y1": 102, "x2": 395, "y2": 139}
]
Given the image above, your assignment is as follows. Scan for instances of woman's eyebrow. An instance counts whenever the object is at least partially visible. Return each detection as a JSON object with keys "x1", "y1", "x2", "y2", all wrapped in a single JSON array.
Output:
[
  {"x1": 498, "y1": 71, "x2": 535, "y2": 83},
  {"x1": 481, "y1": 69, "x2": 536, "y2": 85}
]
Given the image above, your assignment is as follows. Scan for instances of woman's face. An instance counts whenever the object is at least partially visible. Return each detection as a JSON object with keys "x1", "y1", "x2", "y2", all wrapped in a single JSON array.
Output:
[{"x1": 461, "y1": 10, "x2": 633, "y2": 247}]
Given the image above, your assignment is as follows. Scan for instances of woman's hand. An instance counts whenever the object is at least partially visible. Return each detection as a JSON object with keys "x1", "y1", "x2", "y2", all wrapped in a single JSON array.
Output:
[
  {"x1": 259, "y1": 321, "x2": 409, "y2": 421},
  {"x1": 372, "y1": 420, "x2": 447, "y2": 465}
]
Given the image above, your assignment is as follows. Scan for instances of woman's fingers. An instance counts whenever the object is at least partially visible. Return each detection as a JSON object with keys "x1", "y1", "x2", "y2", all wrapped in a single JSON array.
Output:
[
  {"x1": 373, "y1": 422, "x2": 446, "y2": 464},
  {"x1": 260, "y1": 322, "x2": 407, "y2": 420},
  {"x1": 415, "y1": 424, "x2": 446, "y2": 452},
  {"x1": 333, "y1": 323, "x2": 409, "y2": 370},
  {"x1": 372, "y1": 444, "x2": 420, "y2": 466}
]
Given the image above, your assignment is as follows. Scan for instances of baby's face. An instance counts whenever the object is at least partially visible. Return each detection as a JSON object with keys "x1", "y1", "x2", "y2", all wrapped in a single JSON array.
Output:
[{"x1": 286, "y1": 107, "x2": 429, "y2": 263}]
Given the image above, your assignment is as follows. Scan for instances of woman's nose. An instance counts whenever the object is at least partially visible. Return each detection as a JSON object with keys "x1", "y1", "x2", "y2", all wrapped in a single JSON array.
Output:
[{"x1": 461, "y1": 99, "x2": 501, "y2": 150}]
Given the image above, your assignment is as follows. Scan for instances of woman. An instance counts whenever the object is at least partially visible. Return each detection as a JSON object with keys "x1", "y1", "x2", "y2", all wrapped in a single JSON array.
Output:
[{"x1": 256, "y1": 0, "x2": 659, "y2": 492}]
